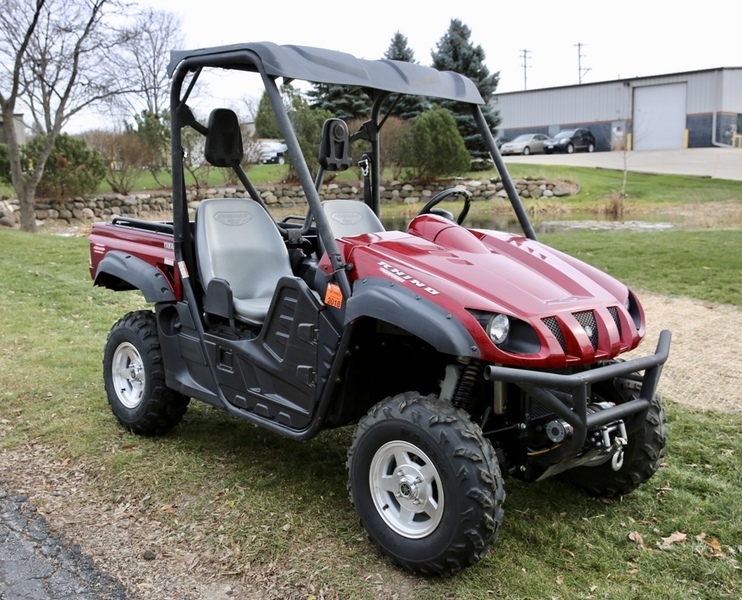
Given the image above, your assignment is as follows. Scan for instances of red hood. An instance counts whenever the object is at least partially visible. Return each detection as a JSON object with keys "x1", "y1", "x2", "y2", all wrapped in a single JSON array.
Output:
[{"x1": 330, "y1": 215, "x2": 644, "y2": 366}]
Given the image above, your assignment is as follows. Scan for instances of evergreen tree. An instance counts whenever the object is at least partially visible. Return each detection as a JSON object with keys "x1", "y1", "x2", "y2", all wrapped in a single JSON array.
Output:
[
  {"x1": 430, "y1": 19, "x2": 500, "y2": 159},
  {"x1": 306, "y1": 83, "x2": 369, "y2": 121},
  {"x1": 383, "y1": 31, "x2": 428, "y2": 121},
  {"x1": 386, "y1": 30, "x2": 415, "y2": 62},
  {"x1": 254, "y1": 91, "x2": 282, "y2": 139}
]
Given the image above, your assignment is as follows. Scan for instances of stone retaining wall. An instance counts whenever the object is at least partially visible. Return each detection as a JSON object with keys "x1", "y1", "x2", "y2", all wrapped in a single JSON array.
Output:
[{"x1": 0, "y1": 177, "x2": 578, "y2": 227}]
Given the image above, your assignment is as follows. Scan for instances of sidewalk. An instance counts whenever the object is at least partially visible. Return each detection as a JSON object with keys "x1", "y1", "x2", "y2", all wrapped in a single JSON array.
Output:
[{"x1": 503, "y1": 147, "x2": 742, "y2": 181}]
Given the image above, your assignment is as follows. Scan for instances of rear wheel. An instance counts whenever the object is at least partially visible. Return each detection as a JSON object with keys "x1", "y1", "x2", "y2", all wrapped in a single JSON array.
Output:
[
  {"x1": 587, "y1": 143, "x2": 595, "y2": 153},
  {"x1": 103, "y1": 311, "x2": 189, "y2": 435},
  {"x1": 347, "y1": 393, "x2": 505, "y2": 575},
  {"x1": 561, "y1": 378, "x2": 667, "y2": 497}
]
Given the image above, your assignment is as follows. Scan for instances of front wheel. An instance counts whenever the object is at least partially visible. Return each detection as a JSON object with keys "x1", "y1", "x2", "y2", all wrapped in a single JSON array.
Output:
[
  {"x1": 103, "y1": 311, "x2": 189, "y2": 435},
  {"x1": 347, "y1": 393, "x2": 505, "y2": 575},
  {"x1": 522, "y1": 146, "x2": 531, "y2": 156},
  {"x1": 566, "y1": 143, "x2": 575, "y2": 154}
]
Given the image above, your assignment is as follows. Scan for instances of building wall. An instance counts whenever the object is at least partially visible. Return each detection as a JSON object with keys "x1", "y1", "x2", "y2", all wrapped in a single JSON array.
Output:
[{"x1": 493, "y1": 68, "x2": 742, "y2": 151}]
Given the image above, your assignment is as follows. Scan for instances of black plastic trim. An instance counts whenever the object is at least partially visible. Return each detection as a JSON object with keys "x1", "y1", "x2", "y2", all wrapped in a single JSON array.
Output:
[
  {"x1": 93, "y1": 251, "x2": 175, "y2": 303},
  {"x1": 345, "y1": 277, "x2": 478, "y2": 357}
]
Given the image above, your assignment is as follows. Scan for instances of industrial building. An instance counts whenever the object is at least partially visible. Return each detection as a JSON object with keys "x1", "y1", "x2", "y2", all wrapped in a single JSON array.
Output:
[{"x1": 492, "y1": 67, "x2": 742, "y2": 152}]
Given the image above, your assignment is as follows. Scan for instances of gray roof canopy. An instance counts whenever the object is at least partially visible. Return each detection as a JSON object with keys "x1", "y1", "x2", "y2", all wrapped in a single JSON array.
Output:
[{"x1": 168, "y1": 42, "x2": 484, "y2": 105}]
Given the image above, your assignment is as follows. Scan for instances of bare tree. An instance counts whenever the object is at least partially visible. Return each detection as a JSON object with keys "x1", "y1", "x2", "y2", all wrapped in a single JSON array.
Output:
[
  {"x1": 108, "y1": 9, "x2": 184, "y2": 189},
  {"x1": 0, "y1": 0, "x2": 136, "y2": 232},
  {"x1": 115, "y1": 8, "x2": 184, "y2": 117}
]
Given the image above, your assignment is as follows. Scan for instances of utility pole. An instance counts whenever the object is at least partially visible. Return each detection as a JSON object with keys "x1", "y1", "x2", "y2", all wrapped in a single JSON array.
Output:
[
  {"x1": 520, "y1": 49, "x2": 532, "y2": 90},
  {"x1": 575, "y1": 42, "x2": 591, "y2": 84}
]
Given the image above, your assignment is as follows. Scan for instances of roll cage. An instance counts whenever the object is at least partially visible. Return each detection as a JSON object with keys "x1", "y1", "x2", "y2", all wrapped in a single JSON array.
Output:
[{"x1": 166, "y1": 42, "x2": 536, "y2": 301}]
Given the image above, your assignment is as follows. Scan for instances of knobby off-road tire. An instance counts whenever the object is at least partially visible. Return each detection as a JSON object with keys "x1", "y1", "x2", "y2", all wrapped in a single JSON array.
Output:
[
  {"x1": 561, "y1": 378, "x2": 668, "y2": 497},
  {"x1": 347, "y1": 392, "x2": 505, "y2": 575},
  {"x1": 103, "y1": 310, "x2": 189, "y2": 435}
]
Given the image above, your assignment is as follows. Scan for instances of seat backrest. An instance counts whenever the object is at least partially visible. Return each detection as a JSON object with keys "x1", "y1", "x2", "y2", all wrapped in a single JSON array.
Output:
[
  {"x1": 321, "y1": 199, "x2": 385, "y2": 238},
  {"x1": 196, "y1": 198, "x2": 292, "y2": 302}
]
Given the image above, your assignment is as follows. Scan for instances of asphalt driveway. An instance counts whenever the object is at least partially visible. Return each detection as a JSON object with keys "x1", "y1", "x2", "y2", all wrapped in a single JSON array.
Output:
[{"x1": 503, "y1": 147, "x2": 742, "y2": 181}]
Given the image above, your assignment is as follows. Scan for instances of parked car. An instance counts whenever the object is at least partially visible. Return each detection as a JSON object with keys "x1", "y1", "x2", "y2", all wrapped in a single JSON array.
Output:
[
  {"x1": 258, "y1": 140, "x2": 288, "y2": 164},
  {"x1": 499, "y1": 133, "x2": 548, "y2": 156},
  {"x1": 544, "y1": 128, "x2": 596, "y2": 154}
]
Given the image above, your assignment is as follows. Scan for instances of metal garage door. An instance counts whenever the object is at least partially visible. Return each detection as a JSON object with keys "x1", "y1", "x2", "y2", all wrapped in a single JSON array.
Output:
[{"x1": 633, "y1": 83, "x2": 687, "y2": 150}]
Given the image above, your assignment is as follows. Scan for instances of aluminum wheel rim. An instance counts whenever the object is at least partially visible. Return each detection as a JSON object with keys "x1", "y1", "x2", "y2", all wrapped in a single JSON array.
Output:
[
  {"x1": 369, "y1": 440, "x2": 444, "y2": 539},
  {"x1": 111, "y1": 342, "x2": 145, "y2": 409}
]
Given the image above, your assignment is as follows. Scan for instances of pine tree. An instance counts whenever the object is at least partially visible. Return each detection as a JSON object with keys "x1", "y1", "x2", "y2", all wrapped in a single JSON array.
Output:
[
  {"x1": 254, "y1": 91, "x2": 282, "y2": 139},
  {"x1": 306, "y1": 83, "x2": 370, "y2": 121},
  {"x1": 385, "y1": 31, "x2": 415, "y2": 62},
  {"x1": 383, "y1": 32, "x2": 428, "y2": 121},
  {"x1": 430, "y1": 19, "x2": 501, "y2": 159}
]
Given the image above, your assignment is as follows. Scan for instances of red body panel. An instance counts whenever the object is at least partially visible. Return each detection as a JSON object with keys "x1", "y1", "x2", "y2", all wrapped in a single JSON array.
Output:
[{"x1": 88, "y1": 222, "x2": 181, "y2": 299}]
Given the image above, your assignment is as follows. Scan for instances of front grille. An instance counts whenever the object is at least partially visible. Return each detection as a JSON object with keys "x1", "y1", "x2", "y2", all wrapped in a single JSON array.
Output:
[
  {"x1": 573, "y1": 310, "x2": 599, "y2": 349},
  {"x1": 542, "y1": 317, "x2": 567, "y2": 352},
  {"x1": 608, "y1": 306, "x2": 622, "y2": 337}
]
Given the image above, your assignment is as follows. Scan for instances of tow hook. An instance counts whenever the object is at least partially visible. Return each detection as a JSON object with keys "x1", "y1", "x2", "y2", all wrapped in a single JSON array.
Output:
[{"x1": 611, "y1": 437, "x2": 627, "y2": 471}]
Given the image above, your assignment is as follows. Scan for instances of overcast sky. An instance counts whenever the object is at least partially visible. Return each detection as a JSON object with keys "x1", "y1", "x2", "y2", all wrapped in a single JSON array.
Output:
[
  {"x1": 71, "y1": 0, "x2": 740, "y2": 130},
  {"x1": 146, "y1": 0, "x2": 738, "y2": 88}
]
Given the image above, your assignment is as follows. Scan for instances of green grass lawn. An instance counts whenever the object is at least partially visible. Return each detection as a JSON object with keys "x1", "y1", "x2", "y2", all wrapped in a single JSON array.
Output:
[{"x1": 0, "y1": 227, "x2": 740, "y2": 598}]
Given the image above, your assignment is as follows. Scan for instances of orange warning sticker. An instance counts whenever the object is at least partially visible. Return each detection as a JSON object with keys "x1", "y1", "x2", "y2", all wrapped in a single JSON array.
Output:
[{"x1": 324, "y1": 282, "x2": 343, "y2": 308}]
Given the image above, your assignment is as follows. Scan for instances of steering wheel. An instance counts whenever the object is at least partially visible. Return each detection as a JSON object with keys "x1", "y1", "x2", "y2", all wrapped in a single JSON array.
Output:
[{"x1": 417, "y1": 187, "x2": 473, "y2": 225}]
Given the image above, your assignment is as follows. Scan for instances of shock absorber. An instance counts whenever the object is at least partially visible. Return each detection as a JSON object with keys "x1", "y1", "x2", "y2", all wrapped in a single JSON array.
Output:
[{"x1": 452, "y1": 360, "x2": 481, "y2": 413}]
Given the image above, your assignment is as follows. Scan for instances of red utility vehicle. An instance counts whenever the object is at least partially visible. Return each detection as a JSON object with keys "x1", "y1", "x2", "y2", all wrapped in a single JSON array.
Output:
[{"x1": 89, "y1": 42, "x2": 671, "y2": 575}]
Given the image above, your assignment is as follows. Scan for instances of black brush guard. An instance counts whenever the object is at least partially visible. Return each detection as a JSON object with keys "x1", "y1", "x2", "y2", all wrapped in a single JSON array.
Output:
[{"x1": 484, "y1": 330, "x2": 672, "y2": 467}]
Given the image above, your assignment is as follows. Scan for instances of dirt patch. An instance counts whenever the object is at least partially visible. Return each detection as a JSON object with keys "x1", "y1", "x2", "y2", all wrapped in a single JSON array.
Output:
[{"x1": 628, "y1": 291, "x2": 741, "y2": 414}]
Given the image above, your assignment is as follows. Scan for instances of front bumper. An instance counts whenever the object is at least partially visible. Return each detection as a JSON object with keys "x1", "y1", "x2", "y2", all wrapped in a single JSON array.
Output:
[{"x1": 484, "y1": 330, "x2": 671, "y2": 467}]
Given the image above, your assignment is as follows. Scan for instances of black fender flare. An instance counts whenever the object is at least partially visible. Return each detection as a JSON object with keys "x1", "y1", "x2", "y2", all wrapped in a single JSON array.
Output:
[
  {"x1": 93, "y1": 251, "x2": 176, "y2": 303},
  {"x1": 344, "y1": 277, "x2": 479, "y2": 357}
]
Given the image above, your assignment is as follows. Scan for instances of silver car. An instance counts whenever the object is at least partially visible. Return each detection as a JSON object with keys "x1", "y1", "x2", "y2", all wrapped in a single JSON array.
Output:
[{"x1": 500, "y1": 133, "x2": 548, "y2": 156}]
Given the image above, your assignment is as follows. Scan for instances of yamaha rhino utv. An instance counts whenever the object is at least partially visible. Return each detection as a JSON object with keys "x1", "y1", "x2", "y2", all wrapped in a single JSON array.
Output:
[{"x1": 89, "y1": 42, "x2": 671, "y2": 575}]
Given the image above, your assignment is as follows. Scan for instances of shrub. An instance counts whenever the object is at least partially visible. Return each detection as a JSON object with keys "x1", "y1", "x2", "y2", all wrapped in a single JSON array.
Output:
[
  {"x1": 24, "y1": 134, "x2": 106, "y2": 201},
  {"x1": 86, "y1": 131, "x2": 154, "y2": 195},
  {"x1": 404, "y1": 105, "x2": 471, "y2": 181}
]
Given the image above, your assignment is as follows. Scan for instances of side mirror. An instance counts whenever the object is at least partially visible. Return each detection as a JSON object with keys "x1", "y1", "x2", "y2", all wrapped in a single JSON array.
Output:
[{"x1": 318, "y1": 118, "x2": 352, "y2": 171}]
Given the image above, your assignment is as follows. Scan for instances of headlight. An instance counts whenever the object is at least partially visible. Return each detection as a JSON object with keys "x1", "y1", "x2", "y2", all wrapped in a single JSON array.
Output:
[{"x1": 487, "y1": 313, "x2": 510, "y2": 345}]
